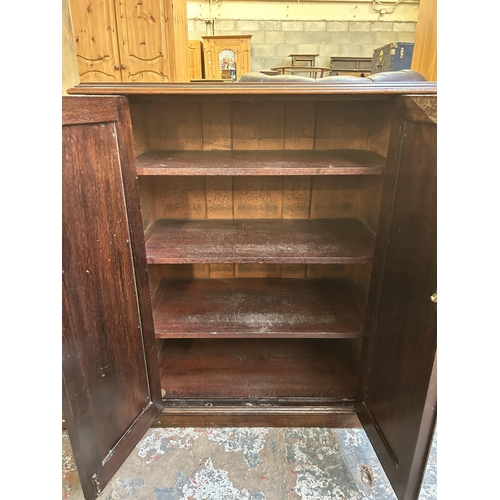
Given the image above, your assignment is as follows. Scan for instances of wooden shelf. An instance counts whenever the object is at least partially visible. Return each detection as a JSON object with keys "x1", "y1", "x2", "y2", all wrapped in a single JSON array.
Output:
[
  {"x1": 145, "y1": 218, "x2": 375, "y2": 264},
  {"x1": 159, "y1": 338, "x2": 358, "y2": 399},
  {"x1": 152, "y1": 278, "x2": 364, "y2": 339},
  {"x1": 135, "y1": 149, "x2": 385, "y2": 176}
]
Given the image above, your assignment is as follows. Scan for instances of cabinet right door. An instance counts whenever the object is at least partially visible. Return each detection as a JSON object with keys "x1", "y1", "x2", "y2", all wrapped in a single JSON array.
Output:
[{"x1": 357, "y1": 94, "x2": 437, "y2": 500}]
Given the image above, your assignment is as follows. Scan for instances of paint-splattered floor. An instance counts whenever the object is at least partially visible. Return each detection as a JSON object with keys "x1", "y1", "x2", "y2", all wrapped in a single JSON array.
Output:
[{"x1": 62, "y1": 427, "x2": 437, "y2": 500}]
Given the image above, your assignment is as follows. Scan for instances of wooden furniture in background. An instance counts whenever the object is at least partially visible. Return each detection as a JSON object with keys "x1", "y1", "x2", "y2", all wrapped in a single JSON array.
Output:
[
  {"x1": 202, "y1": 35, "x2": 252, "y2": 80},
  {"x1": 69, "y1": 0, "x2": 189, "y2": 82},
  {"x1": 330, "y1": 56, "x2": 372, "y2": 77},
  {"x1": 271, "y1": 66, "x2": 331, "y2": 79},
  {"x1": 411, "y1": 0, "x2": 437, "y2": 81},
  {"x1": 288, "y1": 53, "x2": 320, "y2": 77},
  {"x1": 64, "y1": 81, "x2": 436, "y2": 500},
  {"x1": 188, "y1": 40, "x2": 204, "y2": 80},
  {"x1": 289, "y1": 53, "x2": 318, "y2": 66}
]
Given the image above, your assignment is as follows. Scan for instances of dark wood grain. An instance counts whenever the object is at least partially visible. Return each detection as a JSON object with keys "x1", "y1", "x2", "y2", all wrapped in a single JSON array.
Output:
[
  {"x1": 62, "y1": 96, "x2": 118, "y2": 125},
  {"x1": 158, "y1": 338, "x2": 358, "y2": 399},
  {"x1": 67, "y1": 81, "x2": 437, "y2": 97},
  {"x1": 62, "y1": 96, "x2": 161, "y2": 500},
  {"x1": 356, "y1": 95, "x2": 437, "y2": 500},
  {"x1": 153, "y1": 410, "x2": 362, "y2": 428},
  {"x1": 135, "y1": 149, "x2": 385, "y2": 176},
  {"x1": 152, "y1": 278, "x2": 364, "y2": 338},
  {"x1": 144, "y1": 218, "x2": 375, "y2": 264}
]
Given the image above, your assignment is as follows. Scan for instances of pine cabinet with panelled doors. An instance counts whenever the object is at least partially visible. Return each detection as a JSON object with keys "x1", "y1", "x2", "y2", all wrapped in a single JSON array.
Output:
[
  {"x1": 202, "y1": 35, "x2": 252, "y2": 80},
  {"x1": 69, "y1": 0, "x2": 189, "y2": 82},
  {"x1": 63, "y1": 80, "x2": 437, "y2": 500},
  {"x1": 187, "y1": 40, "x2": 204, "y2": 80}
]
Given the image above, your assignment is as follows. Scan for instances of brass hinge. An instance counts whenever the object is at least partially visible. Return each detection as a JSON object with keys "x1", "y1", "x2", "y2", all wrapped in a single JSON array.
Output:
[
  {"x1": 430, "y1": 292, "x2": 437, "y2": 304},
  {"x1": 92, "y1": 473, "x2": 101, "y2": 496}
]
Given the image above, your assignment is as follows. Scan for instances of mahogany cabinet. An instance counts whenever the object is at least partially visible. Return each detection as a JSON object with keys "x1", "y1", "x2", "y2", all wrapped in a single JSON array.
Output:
[{"x1": 63, "y1": 81, "x2": 437, "y2": 500}]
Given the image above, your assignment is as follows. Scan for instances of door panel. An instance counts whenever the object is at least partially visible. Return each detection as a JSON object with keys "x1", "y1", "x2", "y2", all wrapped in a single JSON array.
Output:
[
  {"x1": 114, "y1": 0, "x2": 172, "y2": 81},
  {"x1": 357, "y1": 95, "x2": 437, "y2": 500},
  {"x1": 69, "y1": 0, "x2": 122, "y2": 81},
  {"x1": 62, "y1": 96, "x2": 162, "y2": 499}
]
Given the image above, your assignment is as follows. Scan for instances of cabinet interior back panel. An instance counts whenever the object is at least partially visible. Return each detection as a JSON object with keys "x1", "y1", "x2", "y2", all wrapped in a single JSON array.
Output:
[
  {"x1": 133, "y1": 97, "x2": 388, "y2": 295},
  {"x1": 139, "y1": 176, "x2": 382, "y2": 225},
  {"x1": 133, "y1": 99, "x2": 391, "y2": 153}
]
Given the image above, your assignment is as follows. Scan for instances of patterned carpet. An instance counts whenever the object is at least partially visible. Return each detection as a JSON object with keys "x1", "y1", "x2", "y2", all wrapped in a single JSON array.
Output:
[{"x1": 62, "y1": 427, "x2": 436, "y2": 499}]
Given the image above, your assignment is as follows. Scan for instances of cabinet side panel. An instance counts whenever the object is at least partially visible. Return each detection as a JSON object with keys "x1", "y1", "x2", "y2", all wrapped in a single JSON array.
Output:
[
  {"x1": 367, "y1": 101, "x2": 393, "y2": 156},
  {"x1": 130, "y1": 102, "x2": 151, "y2": 155},
  {"x1": 356, "y1": 176, "x2": 384, "y2": 233},
  {"x1": 138, "y1": 177, "x2": 156, "y2": 230}
]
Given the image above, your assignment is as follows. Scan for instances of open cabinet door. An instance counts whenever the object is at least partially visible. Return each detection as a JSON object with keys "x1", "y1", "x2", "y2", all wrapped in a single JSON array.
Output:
[
  {"x1": 62, "y1": 96, "x2": 162, "y2": 499},
  {"x1": 357, "y1": 95, "x2": 437, "y2": 500}
]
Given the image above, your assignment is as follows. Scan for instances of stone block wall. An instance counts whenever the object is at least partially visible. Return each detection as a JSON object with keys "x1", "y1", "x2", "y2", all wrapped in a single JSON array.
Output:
[{"x1": 188, "y1": 19, "x2": 417, "y2": 73}]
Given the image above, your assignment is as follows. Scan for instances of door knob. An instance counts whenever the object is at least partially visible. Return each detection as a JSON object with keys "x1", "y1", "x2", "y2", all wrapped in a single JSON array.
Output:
[
  {"x1": 114, "y1": 65, "x2": 119, "y2": 70},
  {"x1": 430, "y1": 292, "x2": 437, "y2": 304},
  {"x1": 121, "y1": 64, "x2": 126, "y2": 70}
]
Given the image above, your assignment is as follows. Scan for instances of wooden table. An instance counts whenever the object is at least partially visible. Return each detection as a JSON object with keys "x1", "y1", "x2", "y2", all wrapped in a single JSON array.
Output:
[
  {"x1": 271, "y1": 66, "x2": 331, "y2": 79},
  {"x1": 289, "y1": 53, "x2": 319, "y2": 66}
]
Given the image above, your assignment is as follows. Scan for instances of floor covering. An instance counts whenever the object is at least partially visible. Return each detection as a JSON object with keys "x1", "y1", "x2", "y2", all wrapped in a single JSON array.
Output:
[{"x1": 62, "y1": 426, "x2": 437, "y2": 499}]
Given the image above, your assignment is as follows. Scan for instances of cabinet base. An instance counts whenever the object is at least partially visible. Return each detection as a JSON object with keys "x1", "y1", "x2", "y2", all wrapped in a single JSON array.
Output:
[{"x1": 153, "y1": 398, "x2": 360, "y2": 427}]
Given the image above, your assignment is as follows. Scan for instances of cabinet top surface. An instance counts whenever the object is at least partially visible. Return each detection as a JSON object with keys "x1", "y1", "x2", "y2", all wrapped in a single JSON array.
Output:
[{"x1": 67, "y1": 81, "x2": 437, "y2": 97}]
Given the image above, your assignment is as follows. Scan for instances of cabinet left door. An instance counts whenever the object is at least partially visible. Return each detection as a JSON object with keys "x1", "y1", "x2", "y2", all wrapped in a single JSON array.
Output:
[
  {"x1": 62, "y1": 96, "x2": 162, "y2": 500},
  {"x1": 69, "y1": 0, "x2": 123, "y2": 82}
]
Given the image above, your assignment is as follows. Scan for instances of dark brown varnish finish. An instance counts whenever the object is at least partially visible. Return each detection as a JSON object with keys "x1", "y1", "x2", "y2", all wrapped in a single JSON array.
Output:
[
  {"x1": 136, "y1": 149, "x2": 385, "y2": 176},
  {"x1": 67, "y1": 81, "x2": 437, "y2": 96},
  {"x1": 144, "y1": 218, "x2": 375, "y2": 264},
  {"x1": 152, "y1": 278, "x2": 364, "y2": 338},
  {"x1": 62, "y1": 85, "x2": 437, "y2": 500},
  {"x1": 158, "y1": 338, "x2": 358, "y2": 399},
  {"x1": 357, "y1": 95, "x2": 437, "y2": 500},
  {"x1": 62, "y1": 96, "x2": 162, "y2": 500}
]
